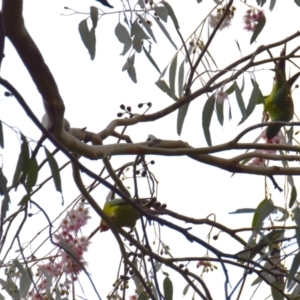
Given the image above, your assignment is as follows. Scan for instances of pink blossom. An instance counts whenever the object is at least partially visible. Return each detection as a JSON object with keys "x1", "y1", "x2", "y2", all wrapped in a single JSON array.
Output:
[
  {"x1": 216, "y1": 90, "x2": 229, "y2": 104},
  {"x1": 242, "y1": 9, "x2": 265, "y2": 32}
]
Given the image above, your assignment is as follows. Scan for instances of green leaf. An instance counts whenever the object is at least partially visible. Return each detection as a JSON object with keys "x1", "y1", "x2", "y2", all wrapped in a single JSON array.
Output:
[
  {"x1": 239, "y1": 80, "x2": 260, "y2": 125},
  {"x1": 252, "y1": 198, "x2": 276, "y2": 230},
  {"x1": 26, "y1": 158, "x2": 38, "y2": 192},
  {"x1": 225, "y1": 84, "x2": 235, "y2": 95},
  {"x1": 169, "y1": 55, "x2": 177, "y2": 99},
  {"x1": 155, "y1": 79, "x2": 178, "y2": 101},
  {"x1": 115, "y1": 23, "x2": 133, "y2": 55},
  {"x1": 153, "y1": 6, "x2": 168, "y2": 22},
  {"x1": 235, "y1": 40, "x2": 242, "y2": 55},
  {"x1": 163, "y1": 276, "x2": 173, "y2": 300},
  {"x1": 177, "y1": 102, "x2": 190, "y2": 136},
  {"x1": 44, "y1": 148, "x2": 63, "y2": 203},
  {"x1": 250, "y1": 15, "x2": 266, "y2": 44},
  {"x1": 0, "y1": 278, "x2": 21, "y2": 300},
  {"x1": 78, "y1": 19, "x2": 96, "y2": 60},
  {"x1": 122, "y1": 54, "x2": 137, "y2": 83},
  {"x1": 153, "y1": 17, "x2": 177, "y2": 49},
  {"x1": 178, "y1": 60, "x2": 185, "y2": 97},
  {"x1": 1, "y1": 194, "x2": 10, "y2": 221},
  {"x1": 138, "y1": 295, "x2": 149, "y2": 300},
  {"x1": 19, "y1": 194, "x2": 30, "y2": 206},
  {"x1": 233, "y1": 82, "x2": 247, "y2": 122},
  {"x1": 216, "y1": 99, "x2": 224, "y2": 126},
  {"x1": 287, "y1": 252, "x2": 300, "y2": 289},
  {"x1": 0, "y1": 168, "x2": 7, "y2": 196},
  {"x1": 202, "y1": 95, "x2": 215, "y2": 146},
  {"x1": 90, "y1": 6, "x2": 98, "y2": 28},
  {"x1": 269, "y1": 0, "x2": 276, "y2": 10},
  {"x1": 133, "y1": 36, "x2": 142, "y2": 53},
  {"x1": 143, "y1": 46, "x2": 161, "y2": 73},
  {"x1": 183, "y1": 283, "x2": 191, "y2": 295},
  {"x1": 161, "y1": 1, "x2": 179, "y2": 29},
  {"x1": 229, "y1": 208, "x2": 256, "y2": 214},
  {"x1": 13, "y1": 260, "x2": 32, "y2": 298},
  {"x1": 131, "y1": 19, "x2": 150, "y2": 40},
  {"x1": 137, "y1": 15, "x2": 156, "y2": 43},
  {"x1": 12, "y1": 135, "x2": 29, "y2": 188},
  {"x1": 289, "y1": 185, "x2": 297, "y2": 208},
  {"x1": 0, "y1": 121, "x2": 4, "y2": 148},
  {"x1": 137, "y1": 0, "x2": 145, "y2": 8}
]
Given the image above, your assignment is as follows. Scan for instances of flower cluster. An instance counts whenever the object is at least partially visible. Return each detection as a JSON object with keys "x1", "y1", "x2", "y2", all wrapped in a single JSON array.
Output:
[
  {"x1": 31, "y1": 204, "x2": 91, "y2": 300},
  {"x1": 243, "y1": 9, "x2": 265, "y2": 32},
  {"x1": 209, "y1": 6, "x2": 236, "y2": 30},
  {"x1": 248, "y1": 130, "x2": 284, "y2": 167}
]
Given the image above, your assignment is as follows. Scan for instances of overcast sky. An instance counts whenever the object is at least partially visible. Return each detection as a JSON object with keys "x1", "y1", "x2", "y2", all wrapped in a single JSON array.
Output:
[{"x1": 1, "y1": 0, "x2": 300, "y2": 299}]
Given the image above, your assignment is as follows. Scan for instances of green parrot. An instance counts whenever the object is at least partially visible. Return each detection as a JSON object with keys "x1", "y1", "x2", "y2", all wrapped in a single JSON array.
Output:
[
  {"x1": 263, "y1": 45, "x2": 300, "y2": 140},
  {"x1": 99, "y1": 198, "x2": 141, "y2": 232}
]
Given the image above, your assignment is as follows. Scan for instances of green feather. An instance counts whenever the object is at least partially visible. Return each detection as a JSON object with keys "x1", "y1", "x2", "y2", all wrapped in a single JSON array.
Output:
[
  {"x1": 100, "y1": 198, "x2": 140, "y2": 231},
  {"x1": 264, "y1": 46, "x2": 300, "y2": 140}
]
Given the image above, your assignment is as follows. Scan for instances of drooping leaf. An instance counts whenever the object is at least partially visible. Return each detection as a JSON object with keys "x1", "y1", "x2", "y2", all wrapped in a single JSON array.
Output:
[
  {"x1": 153, "y1": 17, "x2": 177, "y2": 49},
  {"x1": 235, "y1": 40, "x2": 242, "y2": 55},
  {"x1": 0, "y1": 278, "x2": 21, "y2": 300},
  {"x1": 44, "y1": 148, "x2": 63, "y2": 202},
  {"x1": 115, "y1": 23, "x2": 133, "y2": 55},
  {"x1": 178, "y1": 60, "x2": 185, "y2": 97},
  {"x1": 133, "y1": 36, "x2": 142, "y2": 53},
  {"x1": 161, "y1": 1, "x2": 179, "y2": 29},
  {"x1": 18, "y1": 194, "x2": 30, "y2": 206},
  {"x1": 0, "y1": 121, "x2": 4, "y2": 148},
  {"x1": 78, "y1": 19, "x2": 96, "y2": 60},
  {"x1": 289, "y1": 185, "x2": 297, "y2": 208},
  {"x1": 252, "y1": 198, "x2": 276, "y2": 231},
  {"x1": 13, "y1": 260, "x2": 32, "y2": 298},
  {"x1": 131, "y1": 19, "x2": 150, "y2": 40},
  {"x1": 225, "y1": 84, "x2": 235, "y2": 95},
  {"x1": 137, "y1": 0, "x2": 145, "y2": 8},
  {"x1": 155, "y1": 79, "x2": 178, "y2": 101},
  {"x1": 143, "y1": 46, "x2": 161, "y2": 73},
  {"x1": 169, "y1": 55, "x2": 177, "y2": 99},
  {"x1": 269, "y1": 0, "x2": 276, "y2": 10},
  {"x1": 90, "y1": 6, "x2": 98, "y2": 28},
  {"x1": 1, "y1": 194, "x2": 10, "y2": 221},
  {"x1": 250, "y1": 15, "x2": 266, "y2": 44},
  {"x1": 239, "y1": 80, "x2": 260, "y2": 125},
  {"x1": 177, "y1": 102, "x2": 190, "y2": 136},
  {"x1": 26, "y1": 158, "x2": 38, "y2": 192},
  {"x1": 122, "y1": 54, "x2": 137, "y2": 83},
  {"x1": 287, "y1": 251, "x2": 300, "y2": 289},
  {"x1": 137, "y1": 15, "x2": 156, "y2": 43},
  {"x1": 233, "y1": 82, "x2": 247, "y2": 123},
  {"x1": 0, "y1": 168, "x2": 7, "y2": 196},
  {"x1": 153, "y1": 6, "x2": 168, "y2": 22},
  {"x1": 163, "y1": 276, "x2": 173, "y2": 300},
  {"x1": 183, "y1": 282, "x2": 191, "y2": 295},
  {"x1": 202, "y1": 95, "x2": 215, "y2": 146},
  {"x1": 12, "y1": 134, "x2": 29, "y2": 188},
  {"x1": 216, "y1": 99, "x2": 224, "y2": 126}
]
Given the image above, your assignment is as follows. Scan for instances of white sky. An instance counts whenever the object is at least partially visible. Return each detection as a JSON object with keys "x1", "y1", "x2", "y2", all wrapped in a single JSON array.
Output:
[{"x1": 1, "y1": 0, "x2": 300, "y2": 299}]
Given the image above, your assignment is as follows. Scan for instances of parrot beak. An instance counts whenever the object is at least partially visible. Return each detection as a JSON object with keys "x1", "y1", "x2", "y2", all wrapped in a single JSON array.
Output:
[{"x1": 99, "y1": 222, "x2": 109, "y2": 232}]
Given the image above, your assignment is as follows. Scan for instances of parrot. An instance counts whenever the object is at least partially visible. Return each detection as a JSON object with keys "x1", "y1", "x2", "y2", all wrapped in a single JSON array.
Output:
[
  {"x1": 99, "y1": 198, "x2": 141, "y2": 232},
  {"x1": 263, "y1": 45, "x2": 300, "y2": 140}
]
